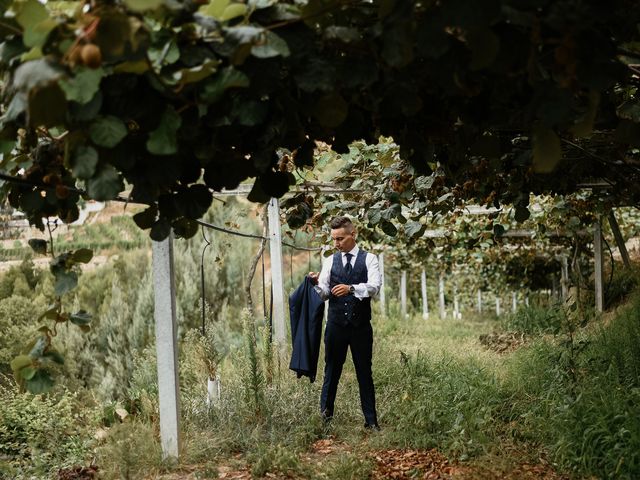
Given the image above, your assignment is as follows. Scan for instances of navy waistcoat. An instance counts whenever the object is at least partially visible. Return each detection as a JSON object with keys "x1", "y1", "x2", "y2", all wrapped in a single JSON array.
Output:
[{"x1": 328, "y1": 250, "x2": 371, "y2": 327}]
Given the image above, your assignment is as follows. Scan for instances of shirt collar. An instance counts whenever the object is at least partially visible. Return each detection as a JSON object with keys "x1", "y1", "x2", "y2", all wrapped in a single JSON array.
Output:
[{"x1": 343, "y1": 245, "x2": 359, "y2": 257}]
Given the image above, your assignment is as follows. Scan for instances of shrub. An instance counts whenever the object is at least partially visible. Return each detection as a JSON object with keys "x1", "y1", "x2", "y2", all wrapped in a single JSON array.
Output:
[
  {"x1": 94, "y1": 421, "x2": 164, "y2": 479},
  {"x1": 0, "y1": 295, "x2": 46, "y2": 373},
  {"x1": 0, "y1": 381, "x2": 96, "y2": 477}
]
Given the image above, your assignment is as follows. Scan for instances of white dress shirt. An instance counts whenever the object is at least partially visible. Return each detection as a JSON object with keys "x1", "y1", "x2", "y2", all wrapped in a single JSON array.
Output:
[{"x1": 315, "y1": 246, "x2": 381, "y2": 301}]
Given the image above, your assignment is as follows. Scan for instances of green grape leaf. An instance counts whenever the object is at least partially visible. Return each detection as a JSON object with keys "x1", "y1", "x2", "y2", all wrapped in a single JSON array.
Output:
[
  {"x1": 86, "y1": 165, "x2": 123, "y2": 201},
  {"x1": 133, "y1": 205, "x2": 158, "y2": 229},
  {"x1": 20, "y1": 366, "x2": 37, "y2": 380},
  {"x1": 72, "y1": 146, "x2": 99, "y2": 179},
  {"x1": 53, "y1": 269, "x2": 78, "y2": 296},
  {"x1": 59, "y1": 67, "x2": 105, "y2": 105},
  {"x1": 25, "y1": 369, "x2": 54, "y2": 394},
  {"x1": 10, "y1": 354, "x2": 33, "y2": 372},
  {"x1": 404, "y1": 221, "x2": 424, "y2": 238},
  {"x1": 71, "y1": 248, "x2": 93, "y2": 263},
  {"x1": 28, "y1": 238, "x2": 47, "y2": 255},
  {"x1": 124, "y1": 0, "x2": 165, "y2": 12},
  {"x1": 89, "y1": 115, "x2": 128, "y2": 148},
  {"x1": 147, "y1": 107, "x2": 182, "y2": 155},
  {"x1": 380, "y1": 219, "x2": 397, "y2": 236},
  {"x1": 200, "y1": 66, "x2": 250, "y2": 104},
  {"x1": 251, "y1": 31, "x2": 290, "y2": 58}
]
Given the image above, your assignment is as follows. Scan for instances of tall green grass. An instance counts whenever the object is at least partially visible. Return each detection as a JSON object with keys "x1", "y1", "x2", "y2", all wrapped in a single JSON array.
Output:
[
  {"x1": 502, "y1": 295, "x2": 640, "y2": 478},
  {"x1": 2, "y1": 279, "x2": 640, "y2": 478}
]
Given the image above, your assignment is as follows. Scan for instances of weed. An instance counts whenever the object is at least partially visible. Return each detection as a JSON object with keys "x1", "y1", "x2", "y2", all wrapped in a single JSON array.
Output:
[
  {"x1": 249, "y1": 443, "x2": 307, "y2": 477},
  {"x1": 501, "y1": 305, "x2": 564, "y2": 334},
  {"x1": 321, "y1": 451, "x2": 374, "y2": 480},
  {"x1": 94, "y1": 421, "x2": 164, "y2": 480}
]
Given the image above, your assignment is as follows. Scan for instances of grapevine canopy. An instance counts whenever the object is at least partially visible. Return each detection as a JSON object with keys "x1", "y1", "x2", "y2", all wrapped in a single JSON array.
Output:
[{"x1": 1, "y1": 0, "x2": 640, "y2": 239}]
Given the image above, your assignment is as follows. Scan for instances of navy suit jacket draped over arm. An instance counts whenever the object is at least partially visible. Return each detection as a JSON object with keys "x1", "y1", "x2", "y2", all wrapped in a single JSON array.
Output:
[{"x1": 288, "y1": 276, "x2": 325, "y2": 382}]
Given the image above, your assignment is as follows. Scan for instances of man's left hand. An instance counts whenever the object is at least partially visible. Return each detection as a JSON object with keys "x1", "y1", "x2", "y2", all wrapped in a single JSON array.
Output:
[{"x1": 331, "y1": 284, "x2": 351, "y2": 297}]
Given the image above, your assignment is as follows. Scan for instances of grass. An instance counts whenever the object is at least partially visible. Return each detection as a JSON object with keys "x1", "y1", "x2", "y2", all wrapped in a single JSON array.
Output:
[{"x1": 3, "y1": 294, "x2": 640, "y2": 478}]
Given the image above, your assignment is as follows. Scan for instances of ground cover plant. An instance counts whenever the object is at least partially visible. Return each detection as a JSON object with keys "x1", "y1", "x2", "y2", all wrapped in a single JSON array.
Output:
[
  {"x1": 0, "y1": 193, "x2": 639, "y2": 478},
  {"x1": 2, "y1": 268, "x2": 640, "y2": 478}
]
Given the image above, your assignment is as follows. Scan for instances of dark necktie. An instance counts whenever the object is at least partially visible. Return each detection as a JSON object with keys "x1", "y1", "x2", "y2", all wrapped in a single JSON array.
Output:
[{"x1": 345, "y1": 253, "x2": 353, "y2": 275}]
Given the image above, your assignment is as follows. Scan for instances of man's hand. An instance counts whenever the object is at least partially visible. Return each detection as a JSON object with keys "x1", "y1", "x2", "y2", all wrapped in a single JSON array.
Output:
[
  {"x1": 308, "y1": 272, "x2": 319, "y2": 284},
  {"x1": 331, "y1": 284, "x2": 350, "y2": 297}
]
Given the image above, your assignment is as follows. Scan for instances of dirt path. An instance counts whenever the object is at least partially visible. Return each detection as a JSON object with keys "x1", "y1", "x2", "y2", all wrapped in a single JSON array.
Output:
[{"x1": 145, "y1": 436, "x2": 567, "y2": 480}]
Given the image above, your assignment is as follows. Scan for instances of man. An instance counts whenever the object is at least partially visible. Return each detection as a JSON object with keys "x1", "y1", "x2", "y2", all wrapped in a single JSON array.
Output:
[{"x1": 308, "y1": 216, "x2": 382, "y2": 430}]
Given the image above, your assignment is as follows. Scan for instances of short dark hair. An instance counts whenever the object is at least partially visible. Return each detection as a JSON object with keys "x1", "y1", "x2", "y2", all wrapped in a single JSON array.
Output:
[{"x1": 330, "y1": 216, "x2": 354, "y2": 230}]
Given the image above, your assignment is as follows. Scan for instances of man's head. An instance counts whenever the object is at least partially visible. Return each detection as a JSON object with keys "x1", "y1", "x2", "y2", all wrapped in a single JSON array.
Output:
[{"x1": 330, "y1": 216, "x2": 356, "y2": 252}]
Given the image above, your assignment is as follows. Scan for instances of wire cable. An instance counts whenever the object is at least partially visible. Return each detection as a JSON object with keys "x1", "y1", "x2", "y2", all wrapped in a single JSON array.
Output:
[{"x1": 200, "y1": 226, "x2": 212, "y2": 336}]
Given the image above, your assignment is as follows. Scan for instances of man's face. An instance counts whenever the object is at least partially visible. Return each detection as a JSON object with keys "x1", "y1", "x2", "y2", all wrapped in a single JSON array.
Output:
[{"x1": 331, "y1": 227, "x2": 356, "y2": 252}]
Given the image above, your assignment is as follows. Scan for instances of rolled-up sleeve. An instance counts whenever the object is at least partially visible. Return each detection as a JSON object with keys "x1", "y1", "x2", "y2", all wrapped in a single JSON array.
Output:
[
  {"x1": 313, "y1": 257, "x2": 332, "y2": 301},
  {"x1": 352, "y1": 253, "x2": 381, "y2": 299}
]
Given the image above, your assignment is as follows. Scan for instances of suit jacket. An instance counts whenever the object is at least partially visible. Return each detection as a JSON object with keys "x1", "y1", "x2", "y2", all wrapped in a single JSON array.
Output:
[{"x1": 289, "y1": 276, "x2": 325, "y2": 382}]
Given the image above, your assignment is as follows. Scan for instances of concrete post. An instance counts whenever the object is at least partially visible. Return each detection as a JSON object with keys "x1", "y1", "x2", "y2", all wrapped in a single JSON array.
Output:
[
  {"x1": 421, "y1": 268, "x2": 429, "y2": 320},
  {"x1": 560, "y1": 255, "x2": 569, "y2": 301},
  {"x1": 594, "y1": 218, "x2": 604, "y2": 312},
  {"x1": 453, "y1": 285, "x2": 459, "y2": 319},
  {"x1": 152, "y1": 234, "x2": 181, "y2": 459},
  {"x1": 438, "y1": 273, "x2": 446, "y2": 319},
  {"x1": 267, "y1": 198, "x2": 286, "y2": 342},
  {"x1": 400, "y1": 270, "x2": 407, "y2": 319},
  {"x1": 608, "y1": 210, "x2": 631, "y2": 268}
]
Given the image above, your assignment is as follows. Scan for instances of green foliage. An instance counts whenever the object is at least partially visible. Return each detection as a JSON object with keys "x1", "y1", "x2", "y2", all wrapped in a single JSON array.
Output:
[
  {"x1": 591, "y1": 294, "x2": 640, "y2": 389},
  {"x1": 605, "y1": 264, "x2": 640, "y2": 309},
  {"x1": 94, "y1": 421, "x2": 164, "y2": 479},
  {"x1": 322, "y1": 452, "x2": 374, "y2": 480},
  {"x1": 0, "y1": 295, "x2": 46, "y2": 371},
  {"x1": 1, "y1": 0, "x2": 639, "y2": 238},
  {"x1": 501, "y1": 305, "x2": 565, "y2": 335},
  {"x1": 8, "y1": 241, "x2": 94, "y2": 394},
  {"x1": 0, "y1": 381, "x2": 96, "y2": 477},
  {"x1": 240, "y1": 310, "x2": 266, "y2": 418},
  {"x1": 248, "y1": 443, "x2": 307, "y2": 478},
  {"x1": 501, "y1": 294, "x2": 640, "y2": 478},
  {"x1": 0, "y1": 257, "x2": 40, "y2": 298},
  {"x1": 384, "y1": 352, "x2": 502, "y2": 458}
]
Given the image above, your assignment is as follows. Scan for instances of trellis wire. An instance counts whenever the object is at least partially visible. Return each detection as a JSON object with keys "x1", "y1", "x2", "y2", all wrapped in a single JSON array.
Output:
[{"x1": 200, "y1": 226, "x2": 212, "y2": 336}]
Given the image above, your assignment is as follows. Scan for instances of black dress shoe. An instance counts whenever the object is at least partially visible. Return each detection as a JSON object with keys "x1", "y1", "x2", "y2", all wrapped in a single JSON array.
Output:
[
  {"x1": 321, "y1": 410, "x2": 333, "y2": 424},
  {"x1": 364, "y1": 423, "x2": 381, "y2": 431}
]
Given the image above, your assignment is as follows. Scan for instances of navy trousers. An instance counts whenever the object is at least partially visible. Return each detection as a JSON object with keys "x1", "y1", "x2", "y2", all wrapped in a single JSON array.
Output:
[{"x1": 320, "y1": 321, "x2": 377, "y2": 426}]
